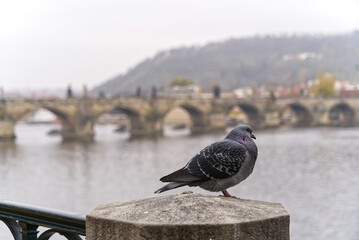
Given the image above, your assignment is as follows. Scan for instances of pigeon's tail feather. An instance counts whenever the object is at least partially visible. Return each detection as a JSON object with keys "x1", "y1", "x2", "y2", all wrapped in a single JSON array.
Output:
[
  {"x1": 154, "y1": 182, "x2": 187, "y2": 194},
  {"x1": 160, "y1": 167, "x2": 202, "y2": 182}
]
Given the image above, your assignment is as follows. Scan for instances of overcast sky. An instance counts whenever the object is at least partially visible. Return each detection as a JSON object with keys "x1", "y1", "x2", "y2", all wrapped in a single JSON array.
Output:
[{"x1": 1, "y1": 0, "x2": 358, "y2": 91}]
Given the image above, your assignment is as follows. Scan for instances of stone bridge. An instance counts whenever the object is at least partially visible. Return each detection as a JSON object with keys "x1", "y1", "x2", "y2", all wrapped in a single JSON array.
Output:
[{"x1": 0, "y1": 96, "x2": 358, "y2": 140}]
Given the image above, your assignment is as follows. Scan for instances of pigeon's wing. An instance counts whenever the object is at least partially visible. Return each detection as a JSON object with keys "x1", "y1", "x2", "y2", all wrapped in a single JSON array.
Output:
[
  {"x1": 186, "y1": 139, "x2": 247, "y2": 180},
  {"x1": 160, "y1": 167, "x2": 205, "y2": 183}
]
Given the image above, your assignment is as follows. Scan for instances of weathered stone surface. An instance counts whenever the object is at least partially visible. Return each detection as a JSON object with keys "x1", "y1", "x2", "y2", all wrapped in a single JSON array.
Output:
[
  {"x1": 0, "y1": 120, "x2": 16, "y2": 139},
  {"x1": 86, "y1": 193, "x2": 290, "y2": 240}
]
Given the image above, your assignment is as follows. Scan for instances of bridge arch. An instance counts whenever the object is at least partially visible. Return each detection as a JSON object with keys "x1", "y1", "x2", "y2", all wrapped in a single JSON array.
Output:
[
  {"x1": 96, "y1": 105, "x2": 145, "y2": 136},
  {"x1": 41, "y1": 107, "x2": 73, "y2": 131},
  {"x1": 163, "y1": 104, "x2": 207, "y2": 134},
  {"x1": 328, "y1": 102, "x2": 355, "y2": 126},
  {"x1": 280, "y1": 103, "x2": 313, "y2": 127},
  {"x1": 14, "y1": 106, "x2": 73, "y2": 133},
  {"x1": 226, "y1": 103, "x2": 262, "y2": 128}
]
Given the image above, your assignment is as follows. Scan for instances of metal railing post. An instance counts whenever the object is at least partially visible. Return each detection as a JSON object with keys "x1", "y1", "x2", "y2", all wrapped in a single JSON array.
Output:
[{"x1": 19, "y1": 222, "x2": 39, "y2": 240}]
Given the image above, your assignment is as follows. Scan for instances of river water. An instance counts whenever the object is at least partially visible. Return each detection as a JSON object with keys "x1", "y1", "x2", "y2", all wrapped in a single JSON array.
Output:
[{"x1": 0, "y1": 124, "x2": 358, "y2": 240}]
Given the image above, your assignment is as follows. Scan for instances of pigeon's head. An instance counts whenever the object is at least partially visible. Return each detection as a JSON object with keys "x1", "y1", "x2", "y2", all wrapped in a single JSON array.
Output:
[
  {"x1": 226, "y1": 124, "x2": 256, "y2": 142},
  {"x1": 226, "y1": 124, "x2": 258, "y2": 159}
]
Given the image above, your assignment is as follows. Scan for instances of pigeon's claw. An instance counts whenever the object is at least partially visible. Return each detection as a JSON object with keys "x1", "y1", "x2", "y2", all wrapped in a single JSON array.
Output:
[{"x1": 221, "y1": 189, "x2": 237, "y2": 198}]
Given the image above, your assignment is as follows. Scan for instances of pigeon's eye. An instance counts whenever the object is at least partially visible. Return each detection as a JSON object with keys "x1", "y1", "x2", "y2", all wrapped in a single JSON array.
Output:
[{"x1": 246, "y1": 128, "x2": 251, "y2": 133}]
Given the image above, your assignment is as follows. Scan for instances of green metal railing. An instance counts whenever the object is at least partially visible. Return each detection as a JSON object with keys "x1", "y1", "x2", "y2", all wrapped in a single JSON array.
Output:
[{"x1": 0, "y1": 200, "x2": 85, "y2": 240}]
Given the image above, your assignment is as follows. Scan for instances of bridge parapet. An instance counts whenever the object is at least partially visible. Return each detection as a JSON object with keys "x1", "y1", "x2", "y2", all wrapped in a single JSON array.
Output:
[{"x1": 1, "y1": 96, "x2": 359, "y2": 140}]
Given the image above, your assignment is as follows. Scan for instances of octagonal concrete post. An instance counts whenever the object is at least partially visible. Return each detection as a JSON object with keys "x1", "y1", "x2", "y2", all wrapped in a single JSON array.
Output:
[{"x1": 86, "y1": 193, "x2": 290, "y2": 240}]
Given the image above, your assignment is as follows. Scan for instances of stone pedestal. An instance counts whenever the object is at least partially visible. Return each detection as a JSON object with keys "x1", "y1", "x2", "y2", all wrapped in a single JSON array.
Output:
[{"x1": 86, "y1": 193, "x2": 290, "y2": 240}]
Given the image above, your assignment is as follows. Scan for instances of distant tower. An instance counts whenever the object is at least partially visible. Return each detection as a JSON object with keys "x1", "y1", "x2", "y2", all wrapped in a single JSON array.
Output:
[
  {"x1": 83, "y1": 84, "x2": 88, "y2": 99},
  {"x1": 151, "y1": 86, "x2": 157, "y2": 99},
  {"x1": 136, "y1": 86, "x2": 141, "y2": 98},
  {"x1": 99, "y1": 91, "x2": 105, "y2": 98},
  {"x1": 213, "y1": 84, "x2": 221, "y2": 98},
  {"x1": 0, "y1": 87, "x2": 6, "y2": 119},
  {"x1": 67, "y1": 85, "x2": 73, "y2": 99},
  {"x1": 0, "y1": 87, "x2": 4, "y2": 100},
  {"x1": 269, "y1": 90, "x2": 276, "y2": 103}
]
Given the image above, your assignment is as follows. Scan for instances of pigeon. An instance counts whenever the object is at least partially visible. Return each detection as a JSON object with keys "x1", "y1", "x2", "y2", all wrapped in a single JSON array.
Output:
[{"x1": 155, "y1": 124, "x2": 258, "y2": 197}]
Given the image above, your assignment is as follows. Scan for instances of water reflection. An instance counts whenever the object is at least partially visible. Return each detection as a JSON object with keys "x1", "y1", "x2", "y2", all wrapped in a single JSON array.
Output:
[
  {"x1": 0, "y1": 141, "x2": 17, "y2": 162},
  {"x1": 0, "y1": 124, "x2": 358, "y2": 240}
]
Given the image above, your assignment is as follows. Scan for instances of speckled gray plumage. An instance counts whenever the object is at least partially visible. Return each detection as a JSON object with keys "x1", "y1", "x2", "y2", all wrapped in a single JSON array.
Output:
[{"x1": 155, "y1": 124, "x2": 258, "y2": 196}]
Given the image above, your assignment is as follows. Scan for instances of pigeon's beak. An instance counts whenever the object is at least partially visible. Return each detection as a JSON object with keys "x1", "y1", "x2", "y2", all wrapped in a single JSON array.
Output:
[{"x1": 250, "y1": 133, "x2": 256, "y2": 139}]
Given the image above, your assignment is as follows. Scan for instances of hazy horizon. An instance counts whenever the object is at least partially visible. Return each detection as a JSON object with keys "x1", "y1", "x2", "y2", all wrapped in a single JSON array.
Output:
[{"x1": 1, "y1": 0, "x2": 358, "y2": 92}]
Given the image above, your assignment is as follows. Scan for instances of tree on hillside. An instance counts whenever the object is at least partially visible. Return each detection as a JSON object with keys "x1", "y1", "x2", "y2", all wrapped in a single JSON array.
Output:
[
  {"x1": 312, "y1": 72, "x2": 337, "y2": 97},
  {"x1": 92, "y1": 33, "x2": 359, "y2": 95},
  {"x1": 169, "y1": 77, "x2": 194, "y2": 87}
]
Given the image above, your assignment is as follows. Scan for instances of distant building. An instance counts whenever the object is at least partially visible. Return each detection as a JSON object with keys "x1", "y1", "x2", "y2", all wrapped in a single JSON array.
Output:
[
  {"x1": 336, "y1": 81, "x2": 359, "y2": 97},
  {"x1": 282, "y1": 52, "x2": 322, "y2": 61},
  {"x1": 274, "y1": 83, "x2": 309, "y2": 98},
  {"x1": 159, "y1": 85, "x2": 201, "y2": 97},
  {"x1": 233, "y1": 87, "x2": 253, "y2": 99}
]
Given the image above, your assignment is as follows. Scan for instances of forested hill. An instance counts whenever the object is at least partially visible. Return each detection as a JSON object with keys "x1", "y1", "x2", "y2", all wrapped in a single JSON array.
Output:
[{"x1": 92, "y1": 32, "x2": 359, "y2": 95}]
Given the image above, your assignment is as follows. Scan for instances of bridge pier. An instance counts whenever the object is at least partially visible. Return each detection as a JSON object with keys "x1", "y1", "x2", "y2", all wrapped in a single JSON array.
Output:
[
  {"x1": 60, "y1": 99, "x2": 96, "y2": 141},
  {"x1": 207, "y1": 113, "x2": 227, "y2": 131},
  {"x1": 0, "y1": 120, "x2": 16, "y2": 140},
  {"x1": 61, "y1": 131, "x2": 95, "y2": 141},
  {"x1": 190, "y1": 126, "x2": 208, "y2": 135},
  {"x1": 130, "y1": 128, "x2": 163, "y2": 139},
  {"x1": 264, "y1": 111, "x2": 281, "y2": 128},
  {"x1": 130, "y1": 120, "x2": 164, "y2": 138},
  {"x1": 61, "y1": 119, "x2": 95, "y2": 141}
]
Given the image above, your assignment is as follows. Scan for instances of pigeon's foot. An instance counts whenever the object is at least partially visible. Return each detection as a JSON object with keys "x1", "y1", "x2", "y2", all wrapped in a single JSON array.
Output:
[{"x1": 221, "y1": 190, "x2": 237, "y2": 198}]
